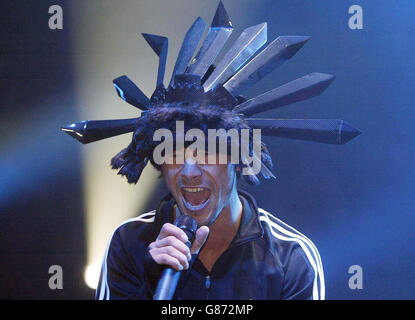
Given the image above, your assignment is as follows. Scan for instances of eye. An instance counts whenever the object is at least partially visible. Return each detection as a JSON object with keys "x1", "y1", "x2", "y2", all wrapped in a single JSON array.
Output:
[{"x1": 199, "y1": 152, "x2": 230, "y2": 166}]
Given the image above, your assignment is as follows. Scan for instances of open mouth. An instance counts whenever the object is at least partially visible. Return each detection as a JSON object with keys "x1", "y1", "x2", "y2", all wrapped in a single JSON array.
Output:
[{"x1": 181, "y1": 187, "x2": 211, "y2": 211}]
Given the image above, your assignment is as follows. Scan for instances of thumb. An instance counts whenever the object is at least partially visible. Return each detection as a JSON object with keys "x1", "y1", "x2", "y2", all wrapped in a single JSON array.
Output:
[{"x1": 190, "y1": 226, "x2": 209, "y2": 255}]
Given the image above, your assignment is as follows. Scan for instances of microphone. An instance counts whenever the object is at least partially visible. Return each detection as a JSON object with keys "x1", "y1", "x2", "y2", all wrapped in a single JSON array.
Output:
[{"x1": 153, "y1": 214, "x2": 198, "y2": 300}]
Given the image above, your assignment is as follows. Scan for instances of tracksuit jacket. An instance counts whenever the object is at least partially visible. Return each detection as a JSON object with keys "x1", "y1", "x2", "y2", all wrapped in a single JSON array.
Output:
[{"x1": 96, "y1": 190, "x2": 324, "y2": 300}]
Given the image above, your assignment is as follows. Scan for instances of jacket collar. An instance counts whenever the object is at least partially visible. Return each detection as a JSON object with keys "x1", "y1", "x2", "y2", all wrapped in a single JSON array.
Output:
[
  {"x1": 154, "y1": 189, "x2": 264, "y2": 246},
  {"x1": 231, "y1": 189, "x2": 264, "y2": 247}
]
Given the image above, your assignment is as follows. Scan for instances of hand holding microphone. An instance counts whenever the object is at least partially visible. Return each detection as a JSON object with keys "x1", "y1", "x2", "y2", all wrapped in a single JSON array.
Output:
[{"x1": 148, "y1": 215, "x2": 209, "y2": 300}]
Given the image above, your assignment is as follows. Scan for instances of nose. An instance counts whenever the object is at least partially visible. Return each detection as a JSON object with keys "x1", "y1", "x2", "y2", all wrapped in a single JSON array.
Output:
[{"x1": 180, "y1": 158, "x2": 203, "y2": 184}]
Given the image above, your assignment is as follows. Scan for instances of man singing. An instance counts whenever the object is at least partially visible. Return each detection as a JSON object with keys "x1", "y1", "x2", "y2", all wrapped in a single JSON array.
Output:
[{"x1": 62, "y1": 1, "x2": 360, "y2": 300}]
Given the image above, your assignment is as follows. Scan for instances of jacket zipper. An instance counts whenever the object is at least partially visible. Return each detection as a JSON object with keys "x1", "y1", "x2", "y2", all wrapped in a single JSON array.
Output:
[
  {"x1": 205, "y1": 275, "x2": 211, "y2": 289},
  {"x1": 205, "y1": 274, "x2": 211, "y2": 299}
]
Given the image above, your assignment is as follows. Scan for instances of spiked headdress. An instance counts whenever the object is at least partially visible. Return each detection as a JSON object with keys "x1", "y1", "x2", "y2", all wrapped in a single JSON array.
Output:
[{"x1": 61, "y1": 1, "x2": 361, "y2": 185}]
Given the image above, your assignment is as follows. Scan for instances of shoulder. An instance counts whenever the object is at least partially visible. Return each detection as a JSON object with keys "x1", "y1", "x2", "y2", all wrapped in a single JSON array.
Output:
[
  {"x1": 115, "y1": 210, "x2": 157, "y2": 237},
  {"x1": 257, "y1": 207, "x2": 325, "y2": 300},
  {"x1": 96, "y1": 210, "x2": 158, "y2": 300},
  {"x1": 108, "y1": 210, "x2": 158, "y2": 251}
]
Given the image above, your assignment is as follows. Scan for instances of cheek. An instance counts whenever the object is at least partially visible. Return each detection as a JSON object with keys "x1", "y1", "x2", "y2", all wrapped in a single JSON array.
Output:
[
  {"x1": 226, "y1": 165, "x2": 237, "y2": 190},
  {"x1": 204, "y1": 164, "x2": 235, "y2": 193},
  {"x1": 161, "y1": 167, "x2": 178, "y2": 192}
]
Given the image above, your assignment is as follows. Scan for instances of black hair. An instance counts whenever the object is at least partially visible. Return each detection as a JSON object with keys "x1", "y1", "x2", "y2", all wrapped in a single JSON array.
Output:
[{"x1": 111, "y1": 102, "x2": 273, "y2": 185}]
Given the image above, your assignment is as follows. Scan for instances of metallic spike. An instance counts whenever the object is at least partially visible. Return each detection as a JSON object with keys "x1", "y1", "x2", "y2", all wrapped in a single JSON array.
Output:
[
  {"x1": 142, "y1": 33, "x2": 168, "y2": 88},
  {"x1": 186, "y1": 1, "x2": 233, "y2": 78},
  {"x1": 169, "y1": 17, "x2": 207, "y2": 87},
  {"x1": 224, "y1": 36, "x2": 310, "y2": 95},
  {"x1": 204, "y1": 85, "x2": 239, "y2": 108},
  {"x1": 246, "y1": 118, "x2": 361, "y2": 145},
  {"x1": 212, "y1": 1, "x2": 232, "y2": 28},
  {"x1": 233, "y1": 73, "x2": 335, "y2": 116},
  {"x1": 113, "y1": 76, "x2": 150, "y2": 110},
  {"x1": 203, "y1": 22, "x2": 268, "y2": 92},
  {"x1": 61, "y1": 118, "x2": 139, "y2": 144}
]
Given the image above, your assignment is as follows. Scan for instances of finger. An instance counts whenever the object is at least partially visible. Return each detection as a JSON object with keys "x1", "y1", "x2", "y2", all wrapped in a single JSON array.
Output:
[
  {"x1": 151, "y1": 236, "x2": 191, "y2": 260},
  {"x1": 190, "y1": 226, "x2": 210, "y2": 254},
  {"x1": 153, "y1": 253, "x2": 184, "y2": 271},
  {"x1": 157, "y1": 223, "x2": 188, "y2": 243},
  {"x1": 154, "y1": 246, "x2": 189, "y2": 269}
]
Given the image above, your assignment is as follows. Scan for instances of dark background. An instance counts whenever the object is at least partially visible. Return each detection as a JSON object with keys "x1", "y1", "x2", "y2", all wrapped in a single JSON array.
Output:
[{"x1": 0, "y1": 0, "x2": 414, "y2": 299}]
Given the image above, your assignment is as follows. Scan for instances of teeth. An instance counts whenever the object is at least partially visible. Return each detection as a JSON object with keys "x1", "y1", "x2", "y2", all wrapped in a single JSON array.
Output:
[
  {"x1": 183, "y1": 187, "x2": 205, "y2": 193},
  {"x1": 182, "y1": 197, "x2": 210, "y2": 211}
]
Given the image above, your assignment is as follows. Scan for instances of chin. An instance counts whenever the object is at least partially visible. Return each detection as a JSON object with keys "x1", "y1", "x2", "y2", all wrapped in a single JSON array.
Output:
[{"x1": 177, "y1": 199, "x2": 216, "y2": 226}]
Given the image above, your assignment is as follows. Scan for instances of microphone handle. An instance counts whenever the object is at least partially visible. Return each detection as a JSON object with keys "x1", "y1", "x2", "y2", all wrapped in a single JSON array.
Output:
[{"x1": 153, "y1": 267, "x2": 182, "y2": 300}]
